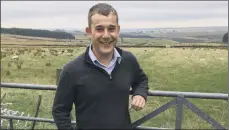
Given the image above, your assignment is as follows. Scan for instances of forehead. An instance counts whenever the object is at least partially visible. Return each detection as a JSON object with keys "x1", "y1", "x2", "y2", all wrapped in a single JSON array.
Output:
[{"x1": 91, "y1": 13, "x2": 117, "y2": 27}]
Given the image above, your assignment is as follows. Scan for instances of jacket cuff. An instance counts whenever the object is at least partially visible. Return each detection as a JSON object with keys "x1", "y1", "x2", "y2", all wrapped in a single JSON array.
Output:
[{"x1": 132, "y1": 88, "x2": 148, "y2": 102}]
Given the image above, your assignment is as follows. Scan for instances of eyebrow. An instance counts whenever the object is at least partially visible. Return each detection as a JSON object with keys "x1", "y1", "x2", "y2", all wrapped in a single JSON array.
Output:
[
  {"x1": 95, "y1": 25, "x2": 103, "y2": 29},
  {"x1": 95, "y1": 25, "x2": 116, "y2": 28},
  {"x1": 109, "y1": 25, "x2": 116, "y2": 28}
]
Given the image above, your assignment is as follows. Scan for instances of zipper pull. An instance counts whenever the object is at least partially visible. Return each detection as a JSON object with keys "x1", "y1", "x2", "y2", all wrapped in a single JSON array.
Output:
[{"x1": 110, "y1": 75, "x2": 112, "y2": 80}]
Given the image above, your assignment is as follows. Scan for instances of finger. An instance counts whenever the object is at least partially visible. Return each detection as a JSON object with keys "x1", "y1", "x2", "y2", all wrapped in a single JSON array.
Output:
[
  {"x1": 139, "y1": 98, "x2": 145, "y2": 108},
  {"x1": 131, "y1": 98, "x2": 139, "y2": 110},
  {"x1": 137, "y1": 98, "x2": 144, "y2": 111},
  {"x1": 131, "y1": 98, "x2": 136, "y2": 107},
  {"x1": 133, "y1": 98, "x2": 142, "y2": 111},
  {"x1": 139, "y1": 99, "x2": 145, "y2": 108},
  {"x1": 135, "y1": 99, "x2": 141, "y2": 111},
  {"x1": 131, "y1": 99, "x2": 137, "y2": 110},
  {"x1": 136, "y1": 98, "x2": 145, "y2": 111}
]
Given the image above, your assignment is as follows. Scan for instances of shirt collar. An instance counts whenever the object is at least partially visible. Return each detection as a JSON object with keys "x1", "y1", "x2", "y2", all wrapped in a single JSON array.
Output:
[{"x1": 88, "y1": 44, "x2": 122, "y2": 64}]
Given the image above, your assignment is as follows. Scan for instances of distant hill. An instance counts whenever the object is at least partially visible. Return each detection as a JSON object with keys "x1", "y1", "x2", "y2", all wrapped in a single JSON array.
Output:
[
  {"x1": 66, "y1": 30, "x2": 86, "y2": 35},
  {"x1": 2, "y1": 26, "x2": 226, "y2": 43},
  {"x1": 119, "y1": 26, "x2": 228, "y2": 33},
  {"x1": 1, "y1": 27, "x2": 75, "y2": 39},
  {"x1": 44, "y1": 28, "x2": 86, "y2": 35},
  {"x1": 46, "y1": 26, "x2": 227, "y2": 33},
  {"x1": 119, "y1": 33, "x2": 154, "y2": 38}
]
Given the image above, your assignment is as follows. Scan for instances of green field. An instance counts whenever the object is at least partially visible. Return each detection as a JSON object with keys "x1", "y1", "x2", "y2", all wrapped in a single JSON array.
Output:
[{"x1": 1, "y1": 44, "x2": 228, "y2": 129}]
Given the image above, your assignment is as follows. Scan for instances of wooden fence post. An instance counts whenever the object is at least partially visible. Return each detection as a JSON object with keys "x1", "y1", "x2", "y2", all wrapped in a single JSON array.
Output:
[{"x1": 56, "y1": 69, "x2": 62, "y2": 85}]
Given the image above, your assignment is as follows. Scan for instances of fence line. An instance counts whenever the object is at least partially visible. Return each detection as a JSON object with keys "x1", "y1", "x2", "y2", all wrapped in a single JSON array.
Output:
[
  {"x1": 1, "y1": 82, "x2": 228, "y2": 100},
  {"x1": 1, "y1": 82, "x2": 228, "y2": 130}
]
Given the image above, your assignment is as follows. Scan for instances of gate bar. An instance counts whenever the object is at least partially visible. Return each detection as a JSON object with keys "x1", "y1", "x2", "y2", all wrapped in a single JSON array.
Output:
[{"x1": 1, "y1": 82, "x2": 227, "y2": 100}]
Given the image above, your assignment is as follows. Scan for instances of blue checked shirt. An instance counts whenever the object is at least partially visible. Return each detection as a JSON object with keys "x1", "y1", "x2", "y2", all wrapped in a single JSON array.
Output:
[{"x1": 88, "y1": 44, "x2": 122, "y2": 75}]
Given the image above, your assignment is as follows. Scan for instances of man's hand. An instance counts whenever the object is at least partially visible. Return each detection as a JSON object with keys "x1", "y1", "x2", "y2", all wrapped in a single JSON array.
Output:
[{"x1": 130, "y1": 95, "x2": 146, "y2": 111}]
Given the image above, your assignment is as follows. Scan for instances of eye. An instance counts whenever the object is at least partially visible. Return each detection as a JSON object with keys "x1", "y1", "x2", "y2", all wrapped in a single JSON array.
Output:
[
  {"x1": 96, "y1": 28, "x2": 103, "y2": 32},
  {"x1": 108, "y1": 27, "x2": 115, "y2": 32},
  {"x1": 95, "y1": 26, "x2": 104, "y2": 32},
  {"x1": 108, "y1": 28, "x2": 115, "y2": 31}
]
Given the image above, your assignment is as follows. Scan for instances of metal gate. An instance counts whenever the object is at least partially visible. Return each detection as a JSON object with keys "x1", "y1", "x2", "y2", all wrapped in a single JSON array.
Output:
[{"x1": 1, "y1": 82, "x2": 228, "y2": 130}]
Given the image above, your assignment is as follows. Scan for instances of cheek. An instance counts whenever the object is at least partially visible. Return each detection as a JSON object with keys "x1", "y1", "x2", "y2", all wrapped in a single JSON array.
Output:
[
  {"x1": 92, "y1": 33, "x2": 102, "y2": 40},
  {"x1": 110, "y1": 33, "x2": 119, "y2": 39}
]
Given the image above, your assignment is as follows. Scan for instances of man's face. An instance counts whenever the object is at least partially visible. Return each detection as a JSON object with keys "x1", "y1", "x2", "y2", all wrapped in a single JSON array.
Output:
[{"x1": 86, "y1": 13, "x2": 120, "y2": 56}]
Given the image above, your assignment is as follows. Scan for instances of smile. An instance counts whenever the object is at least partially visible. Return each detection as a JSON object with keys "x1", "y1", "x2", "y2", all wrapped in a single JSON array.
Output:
[{"x1": 100, "y1": 42, "x2": 112, "y2": 45}]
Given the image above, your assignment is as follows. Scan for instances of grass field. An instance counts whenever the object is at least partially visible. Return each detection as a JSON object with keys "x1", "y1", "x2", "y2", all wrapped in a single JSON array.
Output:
[
  {"x1": 1, "y1": 42, "x2": 228, "y2": 129},
  {"x1": 120, "y1": 38, "x2": 176, "y2": 45}
]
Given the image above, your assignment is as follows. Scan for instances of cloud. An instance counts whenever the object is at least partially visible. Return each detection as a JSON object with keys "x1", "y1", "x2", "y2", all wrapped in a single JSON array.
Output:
[{"x1": 1, "y1": 1, "x2": 228, "y2": 29}]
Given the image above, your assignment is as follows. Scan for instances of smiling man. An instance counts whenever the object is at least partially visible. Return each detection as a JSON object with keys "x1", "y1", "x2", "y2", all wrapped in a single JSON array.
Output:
[{"x1": 52, "y1": 3, "x2": 149, "y2": 129}]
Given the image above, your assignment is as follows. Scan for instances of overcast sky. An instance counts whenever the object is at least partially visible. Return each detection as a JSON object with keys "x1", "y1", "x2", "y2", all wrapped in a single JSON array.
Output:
[{"x1": 1, "y1": 1, "x2": 228, "y2": 30}]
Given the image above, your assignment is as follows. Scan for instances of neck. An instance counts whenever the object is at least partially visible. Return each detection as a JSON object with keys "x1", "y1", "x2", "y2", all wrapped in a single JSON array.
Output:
[{"x1": 92, "y1": 48, "x2": 114, "y2": 67}]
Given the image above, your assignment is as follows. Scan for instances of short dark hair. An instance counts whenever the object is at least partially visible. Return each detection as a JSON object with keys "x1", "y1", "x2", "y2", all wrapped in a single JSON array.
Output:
[{"x1": 88, "y1": 3, "x2": 119, "y2": 28}]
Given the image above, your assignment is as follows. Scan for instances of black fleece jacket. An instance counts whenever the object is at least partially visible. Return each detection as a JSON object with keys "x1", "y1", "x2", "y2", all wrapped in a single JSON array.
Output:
[{"x1": 52, "y1": 46, "x2": 149, "y2": 129}]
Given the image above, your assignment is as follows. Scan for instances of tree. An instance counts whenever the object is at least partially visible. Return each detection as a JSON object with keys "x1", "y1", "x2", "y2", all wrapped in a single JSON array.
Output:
[
  {"x1": 1, "y1": 27, "x2": 75, "y2": 39},
  {"x1": 223, "y1": 32, "x2": 228, "y2": 43}
]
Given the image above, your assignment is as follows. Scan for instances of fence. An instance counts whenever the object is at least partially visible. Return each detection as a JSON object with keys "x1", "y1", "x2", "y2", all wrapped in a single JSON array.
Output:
[{"x1": 1, "y1": 82, "x2": 228, "y2": 130}]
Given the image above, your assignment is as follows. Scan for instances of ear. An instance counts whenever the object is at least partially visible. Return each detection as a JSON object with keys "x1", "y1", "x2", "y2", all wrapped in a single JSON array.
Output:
[
  {"x1": 117, "y1": 25, "x2": 120, "y2": 36},
  {"x1": 85, "y1": 27, "x2": 92, "y2": 38}
]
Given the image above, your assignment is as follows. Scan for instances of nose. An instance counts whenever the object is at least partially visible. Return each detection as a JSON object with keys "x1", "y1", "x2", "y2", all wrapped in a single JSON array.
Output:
[{"x1": 102, "y1": 29, "x2": 110, "y2": 39}]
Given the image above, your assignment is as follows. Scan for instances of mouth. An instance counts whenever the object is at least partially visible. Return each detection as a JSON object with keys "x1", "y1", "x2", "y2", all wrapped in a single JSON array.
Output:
[{"x1": 100, "y1": 41, "x2": 113, "y2": 45}]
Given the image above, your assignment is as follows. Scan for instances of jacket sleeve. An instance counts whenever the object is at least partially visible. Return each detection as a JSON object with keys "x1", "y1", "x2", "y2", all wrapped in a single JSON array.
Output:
[
  {"x1": 52, "y1": 66, "x2": 74, "y2": 130},
  {"x1": 130, "y1": 53, "x2": 149, "y2": 101}
]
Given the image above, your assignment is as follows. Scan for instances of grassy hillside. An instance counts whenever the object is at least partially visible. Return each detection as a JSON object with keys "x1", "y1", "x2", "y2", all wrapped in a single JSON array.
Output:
[{"x1": 1, "y1": 46, "x2": 228, "y2": 129}]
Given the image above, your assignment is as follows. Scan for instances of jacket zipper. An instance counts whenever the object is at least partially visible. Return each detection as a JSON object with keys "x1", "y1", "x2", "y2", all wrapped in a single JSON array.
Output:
[
  {"x1": 84, "y1": 59, "x2": 113, "y2": 80},
  {"x1": 110, "y1": 60, "x2": 120, "y2": 79}
]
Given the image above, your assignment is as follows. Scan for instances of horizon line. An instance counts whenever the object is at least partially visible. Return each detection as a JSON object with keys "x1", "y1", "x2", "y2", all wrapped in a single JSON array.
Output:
[{"x1": 1, "y1": 25, "x2": 228, "y2": 31}]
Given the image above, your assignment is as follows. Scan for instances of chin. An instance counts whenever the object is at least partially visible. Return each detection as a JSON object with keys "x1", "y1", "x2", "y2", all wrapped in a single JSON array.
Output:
[{"x1": 100, "y1": 48, "x2": 114, "y2": 55}]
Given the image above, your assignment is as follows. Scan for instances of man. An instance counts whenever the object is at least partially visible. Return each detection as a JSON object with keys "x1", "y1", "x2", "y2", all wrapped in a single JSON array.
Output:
[{"x1": 52, "y1": 3, "x2": 149, "y2": 129}]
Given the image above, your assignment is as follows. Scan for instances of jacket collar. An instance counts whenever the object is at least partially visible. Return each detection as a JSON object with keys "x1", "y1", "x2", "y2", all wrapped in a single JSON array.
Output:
[{"x1": 84, "y1": 45, "x2": 123, "y2": 64}]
